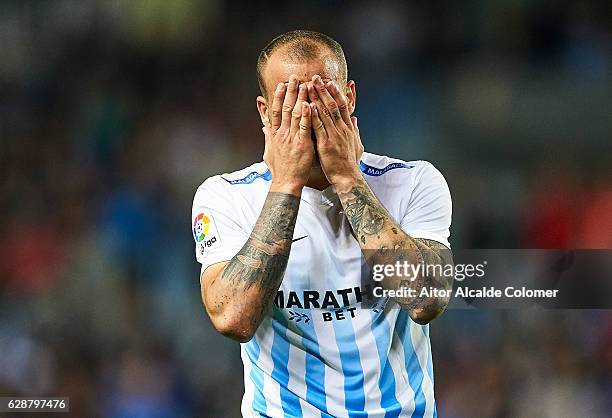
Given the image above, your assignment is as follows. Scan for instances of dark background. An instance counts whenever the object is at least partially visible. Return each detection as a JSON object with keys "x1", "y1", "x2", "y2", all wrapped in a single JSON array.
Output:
[{"x1": 1, "y1": 1, "x2": 611, "y2": 416}]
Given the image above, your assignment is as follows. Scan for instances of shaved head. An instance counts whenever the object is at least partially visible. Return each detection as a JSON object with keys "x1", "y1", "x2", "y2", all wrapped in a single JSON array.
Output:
[{"x1": 257, "y1": 30, "x2": 348, "y2": 98}]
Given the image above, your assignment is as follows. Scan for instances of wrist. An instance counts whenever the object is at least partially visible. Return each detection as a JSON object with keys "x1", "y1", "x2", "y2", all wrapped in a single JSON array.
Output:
[
  {"x1": 330, "y1": 169, "x2": 363, "y2": 194},
  {"x1": 270, "y1": 180, "x2": 304, "y2": 196}
]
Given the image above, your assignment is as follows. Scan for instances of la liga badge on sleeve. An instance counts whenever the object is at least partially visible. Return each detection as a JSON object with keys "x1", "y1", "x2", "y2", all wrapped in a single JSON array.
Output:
[{"x1": 193, "y1": 211, "x2": 221, "y2": 256}]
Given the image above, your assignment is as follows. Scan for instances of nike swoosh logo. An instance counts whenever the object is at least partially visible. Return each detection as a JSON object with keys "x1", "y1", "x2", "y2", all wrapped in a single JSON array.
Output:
[{"x1": 292, "y1": 235, "x2": 308, "y2": 243}]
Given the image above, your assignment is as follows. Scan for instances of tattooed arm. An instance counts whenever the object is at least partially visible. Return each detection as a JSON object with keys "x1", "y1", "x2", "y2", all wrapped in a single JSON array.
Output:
[
  {"x1": 336, "y1": 175, "x2": 453, "y2": 324},
  {"x1": 307, "y1": 76, "x2": 453, "y2": 324},
  {"x1": 200, "y1": 191, "x2": 300, "y2": 342},
  {"x1": 200, "y1": 74, "x2": 314, "y2": 342}
]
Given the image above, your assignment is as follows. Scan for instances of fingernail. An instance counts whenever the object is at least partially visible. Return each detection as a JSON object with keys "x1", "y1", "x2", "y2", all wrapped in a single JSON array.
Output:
[{"x1": 276, "y1": 83, "x2": 283, "y2": 91}]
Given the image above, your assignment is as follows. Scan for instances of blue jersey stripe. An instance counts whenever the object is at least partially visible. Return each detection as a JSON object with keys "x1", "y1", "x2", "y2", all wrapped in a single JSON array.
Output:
[
  {"x1": 245, "y1": 338, "x2": 267, "y2": 414},
  {"x1": 271, "y1": 311, "x2": 303, "y2": 417},
  {"x1": 396, "y1": 311, "x2": 427, "y2": 418},
  {"x1": 287, "y1": 321, "x2": 335, "y2": 418},
  {"x1": 298, "y1": 326, "x2": 329, "y2": 414},
  {"x1": 332, "y1": 318, "x2": 366, "y2": 416},
  {"x1": 369, "y1": 310, "x2": 402, "y2": 417}
]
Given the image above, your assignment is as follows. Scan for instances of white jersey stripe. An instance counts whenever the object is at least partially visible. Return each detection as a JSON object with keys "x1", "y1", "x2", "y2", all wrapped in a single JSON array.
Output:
[
  {"x1": 421, "y1": 326, "x2": 437, "y2": 418},
  {"x1": 243, "y1": 338, "x2": 267, "y2": 415},
  {"x1": 391, "y1": 310, "x2": 417, "y2": 416},
  {"x1": 256, "y1": 319, "x2": 285, "y2": 417},
  {"x1": 283, "y1": 323, "x2": 324, "y2": 418},
  {"x1": 311, "y1": 310, "x2": 345, "y2": 417},
  {"x1": 358, "y1": 312, "x2": 384, "y2": 415},
  {"x1": 241, "y1": 346, "x2": 255, "y2": 417},
  {"x1": 331, "y1": 317, "x2": 366, "y2": 413},
  {"x1": 410, "y1": 324, "x2": 435, "y2": 418},
  {"x1": 297, "y1": 324, "x2": 331, "y2": 417},
  {"x1": 270, "y1": 314, "x2": 303, "y2": 417},
  {"x1": 370, "y1": 306, "x2": 403, "y2": 416},
  {"x1": 396, "y1": 311, "x2": 428, "y2": 418}
]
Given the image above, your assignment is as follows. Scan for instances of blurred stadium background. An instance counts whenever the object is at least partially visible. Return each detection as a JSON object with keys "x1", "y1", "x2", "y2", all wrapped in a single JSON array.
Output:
[{"x1": 1, "y1": 1, "x2": 611, "y2": 417}]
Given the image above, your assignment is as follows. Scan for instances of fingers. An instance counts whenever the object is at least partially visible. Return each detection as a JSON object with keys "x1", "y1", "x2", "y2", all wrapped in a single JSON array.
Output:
[
  {"x1": 280, "y1": 75, "x2": 299, "y2": 130},
  {"x1": 327, "y1": 81, "x2": 352, "y2": 126},
  {"x1": 307, "y1": 82, "x2": 334, "y2": 132},
  {"x1": 312, "y1": 75, "x2": 343, "y2": 125},
  {"x1": 290, "y1": 83, "x2": 308, "y2": 133},
  {"x1": 310, "y1": 102, "x2": 327, "y2": 142},
  {"x1": 270, "y1": 82, "x2": 286, "y2": 130},
  {"x1": 351, "y1": 116, "x2": 364, "y2": 161},
  {"x1": 262, "y1": 126, "x2": 270, "y2": 162},
  {"x1": 298, "y1": 102, "x2": 312, "y2": 142}
]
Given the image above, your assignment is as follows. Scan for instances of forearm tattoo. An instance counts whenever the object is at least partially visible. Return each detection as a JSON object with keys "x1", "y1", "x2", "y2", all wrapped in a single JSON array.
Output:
[
  {"x1": 338, "y1": 176, "x2": 453, "y2": 316},
  {"x1": 396, "y1": 238, "x2": 454, "y2": 312},
  {"x1": 222, "y1": 192, "x2": 300, "y2": 314},
  {"x1": 341, "y1": 181, "x2": 387, "y2": 244}
]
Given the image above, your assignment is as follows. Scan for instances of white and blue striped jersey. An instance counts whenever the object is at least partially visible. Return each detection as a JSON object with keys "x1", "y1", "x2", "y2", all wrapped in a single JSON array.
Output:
[{"x1": 192, "y1": 152, "x2": 452, "y2": 418}]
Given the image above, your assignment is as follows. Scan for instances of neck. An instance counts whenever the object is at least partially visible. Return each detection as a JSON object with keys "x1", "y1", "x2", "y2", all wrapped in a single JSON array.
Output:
[{"x1": 305, "y1": 166, "x2": 331, "y2": 191}]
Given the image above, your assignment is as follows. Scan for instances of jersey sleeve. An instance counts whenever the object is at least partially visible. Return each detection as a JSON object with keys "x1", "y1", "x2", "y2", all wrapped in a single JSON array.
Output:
[
  {"x1": 191, "y1": 178, "x2": 249, "y2": 273},
  {"x1": 399, "y1": 162, "x2": 452, "y2": 248}
]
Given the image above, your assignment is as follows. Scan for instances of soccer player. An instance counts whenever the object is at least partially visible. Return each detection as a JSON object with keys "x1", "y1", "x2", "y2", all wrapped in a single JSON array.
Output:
[{"x1": 192, "y1": 30, "x2": 453, "y2": 417}]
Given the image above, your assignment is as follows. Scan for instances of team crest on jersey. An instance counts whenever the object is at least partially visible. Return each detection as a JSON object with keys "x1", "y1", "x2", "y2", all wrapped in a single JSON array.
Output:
[{"x1": 193, "y1": 211, "x2": 220, "y2": 256}]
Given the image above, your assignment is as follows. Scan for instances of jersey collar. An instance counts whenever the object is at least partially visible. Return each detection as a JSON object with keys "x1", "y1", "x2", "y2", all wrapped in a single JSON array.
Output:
[{"x1": 259, "y1": 161, "x2": 339, "y2": 207}]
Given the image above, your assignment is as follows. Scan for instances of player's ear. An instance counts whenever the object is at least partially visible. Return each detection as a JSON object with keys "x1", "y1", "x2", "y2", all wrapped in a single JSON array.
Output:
[
  {"x1": 256, "y1": 96, "x2": 270, "y2": 127},
  {"x1": 346, "y1": 80, "x2": 356, "y2": 115}
]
